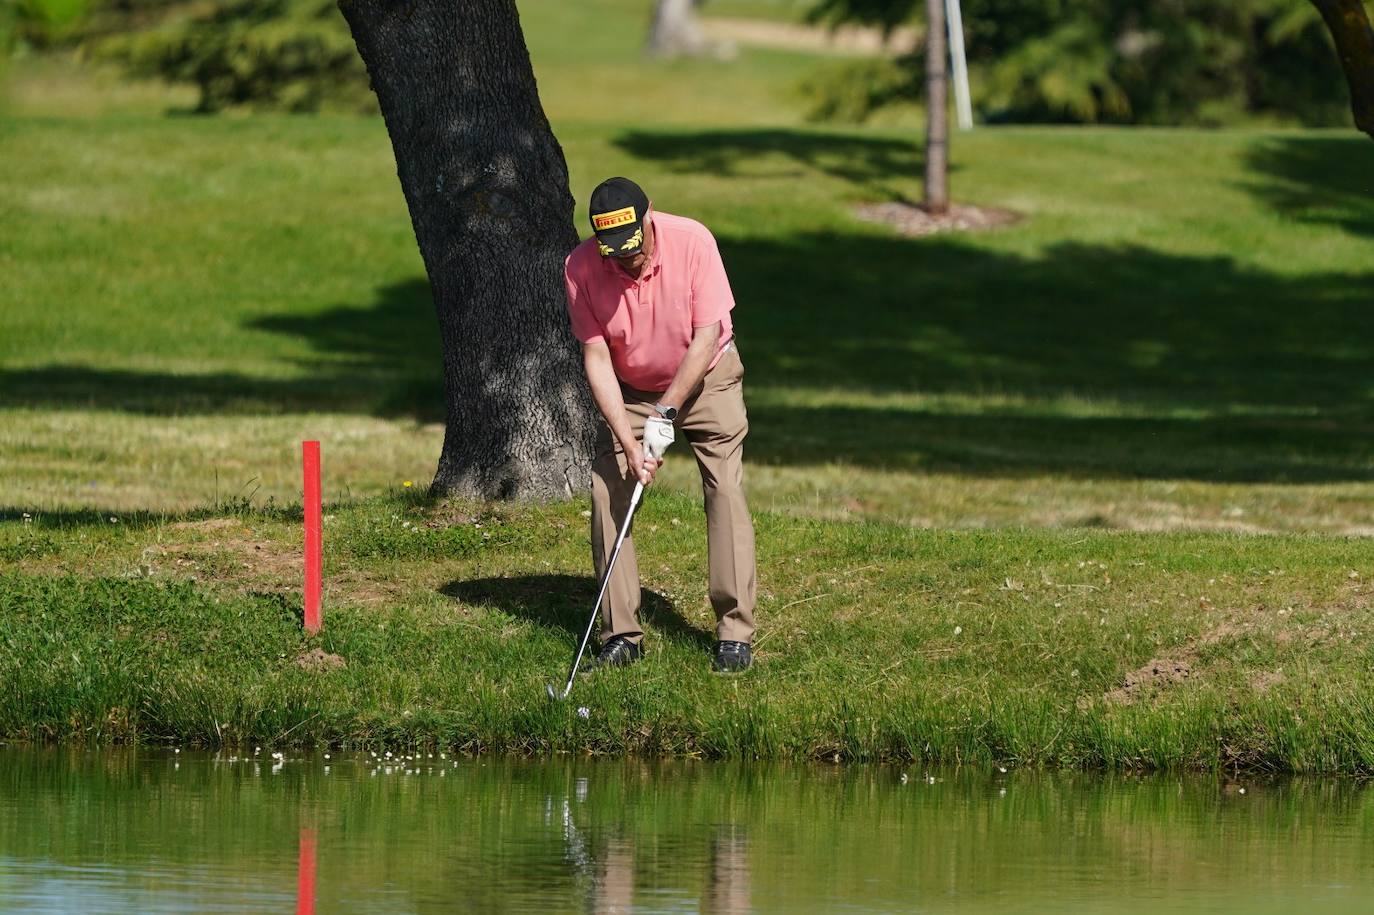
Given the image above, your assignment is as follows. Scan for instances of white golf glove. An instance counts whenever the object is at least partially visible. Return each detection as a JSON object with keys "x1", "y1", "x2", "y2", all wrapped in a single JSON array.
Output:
[{"x1": 643, "y1": 417, "x2": 675, "y2": 461}]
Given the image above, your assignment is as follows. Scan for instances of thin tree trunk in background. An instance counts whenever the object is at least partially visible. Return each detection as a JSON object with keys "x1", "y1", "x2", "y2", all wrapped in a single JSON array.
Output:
[
  {"x1": 1309, "y1": 0, "x2": 1374, "y2": 140},
  {"x1": 646, "y1": 0, "x2": 710, "y2": 58},
  {"x1": 339, "y1": 0, "x2": 596, "y2": 500},
  {"x1": 924, "y1": 0, "x2": 950, "y2": 213}
]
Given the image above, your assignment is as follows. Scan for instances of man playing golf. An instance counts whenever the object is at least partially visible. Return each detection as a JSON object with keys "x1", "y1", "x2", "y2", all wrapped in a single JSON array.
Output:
[{"x1": 564, "y1": 177, "x2": 756, "y2": 673}]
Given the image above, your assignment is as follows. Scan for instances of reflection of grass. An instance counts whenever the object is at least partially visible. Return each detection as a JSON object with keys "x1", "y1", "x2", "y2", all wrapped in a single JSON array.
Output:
[
  {"x1": 2, "y1": 491, "x2": 1373, "y2": 772},
  {"x1": 12, "y1": 755, "x2": 1374, "y2": 912}
]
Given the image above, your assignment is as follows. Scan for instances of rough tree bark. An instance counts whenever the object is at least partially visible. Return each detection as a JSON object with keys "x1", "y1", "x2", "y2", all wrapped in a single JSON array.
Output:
[
  {"x1": 646, "y1": 0, "x2": 711, "y2": 58},
  {"x1": 923, "y1": 0, "x2": 949, "y2": 213},
  {"x1": 338, "y1": 0, "x2": 597, "y2": 500},
  {"x1": 1309, "y1": 0, "x2": 1374, "y2": 140}
]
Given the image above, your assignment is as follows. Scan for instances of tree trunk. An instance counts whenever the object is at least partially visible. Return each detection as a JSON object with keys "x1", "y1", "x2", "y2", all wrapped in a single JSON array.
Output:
[
  {"x1": 1310, "y1": 0, "x2": 1374, "y2": 140},
  {"x1": 924, "y1": 0, "x2": 950, "y2": 214},
  {"x1": 338, "y1": 0, "x2": 597, "y2": 500},
  {"x1": 646, "y1": 0, "x2": 710, "y2": 58}
]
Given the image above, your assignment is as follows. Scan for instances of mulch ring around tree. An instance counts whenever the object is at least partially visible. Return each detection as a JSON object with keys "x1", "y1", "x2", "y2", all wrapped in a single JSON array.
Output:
[{"x1": 854, "y1": 202, "x2": 1023, "y2": 238}]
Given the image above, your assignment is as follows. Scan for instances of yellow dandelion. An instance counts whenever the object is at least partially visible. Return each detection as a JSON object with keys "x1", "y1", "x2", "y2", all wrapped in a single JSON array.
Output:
[{"x1": 403, "y1": 480, "x2": 414, "y2": 488}]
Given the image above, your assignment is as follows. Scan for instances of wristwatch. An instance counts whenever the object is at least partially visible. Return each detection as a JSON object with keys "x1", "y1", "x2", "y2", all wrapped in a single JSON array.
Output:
[{"x1": 653, "y1": 402, "x2": 678, "y2": 421}]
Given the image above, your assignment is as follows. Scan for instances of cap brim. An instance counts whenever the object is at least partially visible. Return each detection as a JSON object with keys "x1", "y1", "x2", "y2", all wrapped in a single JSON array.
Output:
[{"x1": 596, "y1": 225, "x2": 645, "y2": 258}]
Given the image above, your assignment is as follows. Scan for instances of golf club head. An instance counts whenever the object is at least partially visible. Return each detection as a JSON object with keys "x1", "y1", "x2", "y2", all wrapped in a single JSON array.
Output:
[{"x1": 546, "y1": 682, "x2": 564, "y2": 702}]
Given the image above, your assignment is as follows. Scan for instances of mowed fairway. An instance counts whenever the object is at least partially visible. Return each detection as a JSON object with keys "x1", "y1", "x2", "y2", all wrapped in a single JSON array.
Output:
[{"x1": 3, "y1": 0, "x2": 1374, "y2": 768}]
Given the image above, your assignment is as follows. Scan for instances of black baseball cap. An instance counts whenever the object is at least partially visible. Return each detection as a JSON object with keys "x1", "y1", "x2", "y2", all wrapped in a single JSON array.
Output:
[{"x1": 588, "y1": 177, "x2": 649, "y2": 257}]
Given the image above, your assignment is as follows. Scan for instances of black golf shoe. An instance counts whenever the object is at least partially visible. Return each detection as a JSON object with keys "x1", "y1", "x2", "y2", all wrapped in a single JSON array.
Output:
[
  {"x1": 583, "y1": 636, "x2": 643, "y2": 673},
  {"x1": 713, "y1": 640, "x2": 752, "y2": 673}
]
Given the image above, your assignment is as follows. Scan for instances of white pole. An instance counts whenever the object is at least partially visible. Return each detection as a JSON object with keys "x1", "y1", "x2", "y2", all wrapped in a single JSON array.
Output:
[{"x1": 945, "y1": 0, "x2": 973, "y2": 129}]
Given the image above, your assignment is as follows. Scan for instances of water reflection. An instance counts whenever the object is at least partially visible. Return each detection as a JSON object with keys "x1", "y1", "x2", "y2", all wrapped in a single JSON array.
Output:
[{"x1": 1, "y1": 748, "x2": 1373, "y2": 913}]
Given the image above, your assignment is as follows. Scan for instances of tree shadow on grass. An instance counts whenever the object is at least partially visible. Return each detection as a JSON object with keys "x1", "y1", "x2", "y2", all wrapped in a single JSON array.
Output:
[
  {"x1": 614, "y1": 127, "x2": 930, "y2": 205},
  {"x1": 440, "y1": 574, "x2": 713, "y2": 651},
  {"x1": 723, "y1": 230, "x2": 1374, "y2": 483},
  {"x1": 744, "y1": 403, "x2": 1374, "y2": 483},
  {"x1": 5, "y1": 200, "x2": 1374, "y2": 484},
  {"x1": 1240, "y1": 134, "x2": 1374, "y2": 239},
  {"x1": 0, "y1": 278, "x2": 445, "y2": 420}
]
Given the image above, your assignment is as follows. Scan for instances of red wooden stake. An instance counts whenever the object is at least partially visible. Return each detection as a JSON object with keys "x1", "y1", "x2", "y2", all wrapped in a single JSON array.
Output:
[
  {"x1": 295, "y1": 825, "x2": 317, "y2": 915},
  {"x1": 302, "y1": 440, "x2": 322, "y2": 635}
]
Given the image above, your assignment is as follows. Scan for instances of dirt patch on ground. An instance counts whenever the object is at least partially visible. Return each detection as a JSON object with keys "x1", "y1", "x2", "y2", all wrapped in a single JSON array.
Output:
[
  {"x1": 167, "y1": 518, "x2": 244, "y2": 533},
  {"x1": 326, "y1": 570, "x2": 415, "y2": 608},
  {"x1": 295, "y1": 648, "x2": 346, "y2": 671},
  {"x1": 1103, "y1": 658, "x2": 1194, "y2": 706},
  {"x1": 701, "y1": 17, "x2": 918, "y2": 56},
  {"x1": 855, "y1": 202, "x2": 1023, "y2": 238},
  {"x1": 149, "y1": 531, "x2": 300, "y2": 592}
]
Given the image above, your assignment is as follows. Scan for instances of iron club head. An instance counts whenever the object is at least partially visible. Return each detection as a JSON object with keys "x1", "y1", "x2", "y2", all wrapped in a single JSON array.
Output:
[{"x1": 546, "y1": 682, "x2": 563, "y2": 701}]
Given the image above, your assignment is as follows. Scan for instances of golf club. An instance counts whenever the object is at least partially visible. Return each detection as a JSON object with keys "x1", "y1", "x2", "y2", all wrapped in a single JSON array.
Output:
[{"x1": 546, "y1": 478, "x2": 645, "y2": 701}]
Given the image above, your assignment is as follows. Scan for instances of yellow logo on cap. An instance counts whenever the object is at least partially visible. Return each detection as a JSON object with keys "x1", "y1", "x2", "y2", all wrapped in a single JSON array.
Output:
[
  {"x1": 619, "y1": 227, "x2": 643, "y2": 250},
  {"x1": 592, "y1": 206, "x2": 637, "y2": 231}
]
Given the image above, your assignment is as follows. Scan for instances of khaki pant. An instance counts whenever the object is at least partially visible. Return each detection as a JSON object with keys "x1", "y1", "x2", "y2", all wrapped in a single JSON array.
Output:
[{"x1": 591, "y1": 342, "x2": 756, "y2": 645}]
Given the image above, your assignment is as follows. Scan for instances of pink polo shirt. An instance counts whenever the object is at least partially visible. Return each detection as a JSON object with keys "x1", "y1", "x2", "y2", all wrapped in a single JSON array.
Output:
[{"x1": 564, "y1": 211, "x2": 735, "y2": 392}]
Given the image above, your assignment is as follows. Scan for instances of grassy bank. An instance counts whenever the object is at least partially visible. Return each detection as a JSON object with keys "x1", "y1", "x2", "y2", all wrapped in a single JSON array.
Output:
[{"x1": 3, "y1": 495, "x2": 1372, "y2": 772}]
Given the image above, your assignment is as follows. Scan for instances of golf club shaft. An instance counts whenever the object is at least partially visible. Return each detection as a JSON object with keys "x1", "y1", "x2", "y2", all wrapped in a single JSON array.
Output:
[{"x1": 558, "y1": 479, "x2": 644, "y2": 696}]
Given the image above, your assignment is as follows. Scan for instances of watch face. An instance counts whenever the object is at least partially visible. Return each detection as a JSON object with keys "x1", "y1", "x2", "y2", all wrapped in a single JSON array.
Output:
[{"x1": 663, "y1": 407, "x2": 678, "y2": 420}]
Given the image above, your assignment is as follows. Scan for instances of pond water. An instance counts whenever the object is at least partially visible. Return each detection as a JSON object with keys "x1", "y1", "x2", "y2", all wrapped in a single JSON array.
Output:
[{"x1": 2, "y1": 746, "x2": 1372, "y2": 913}]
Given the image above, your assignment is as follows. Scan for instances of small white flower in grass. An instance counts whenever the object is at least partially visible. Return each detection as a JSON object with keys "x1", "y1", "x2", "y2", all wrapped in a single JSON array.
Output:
[
  {"x1": 385, "y1": 751, "x2": 392, "y2": 758},
  {"x1": 580, "y1": 510, "x2": 592, "y2": 518},
  {"x1": 324, "y1": 754, "x2": 331, "y2": 760},
  {"x1": 109, "y1": 516, "x2": 119, "y2": 524},
  {"x1": 1238, "y1": 787, "x2": 1247, "y2": 795},
  {"x1": 899, "y1": 773, "x2": 909, "y2": 784},
  {"x1": 577, "y1": 707, "x2": 590, "y2": 719},
  {"x1": 998, "y1": 766, "x2": 1007, "y2": 773},
  {"x1": 953, "y1": 626, "x2": 962, "y2": 636}
]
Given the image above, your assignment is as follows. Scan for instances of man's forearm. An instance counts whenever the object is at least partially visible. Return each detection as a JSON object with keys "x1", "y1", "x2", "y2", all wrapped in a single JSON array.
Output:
[
  {"x1": 660, "y1": 322, "x2": 721, "y2": 408},
  {"x1": 583, "y1": 343, "x2": 637, "y2": 448}
]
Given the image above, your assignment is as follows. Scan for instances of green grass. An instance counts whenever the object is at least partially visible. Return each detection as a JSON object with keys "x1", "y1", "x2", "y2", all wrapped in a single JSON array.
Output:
[
  {"x1": 2, "y1": 0, "x2": 1374, "y2": 768},
  {"x1": 2, "y1": 494, "x2": 1373, "y2": 772}
]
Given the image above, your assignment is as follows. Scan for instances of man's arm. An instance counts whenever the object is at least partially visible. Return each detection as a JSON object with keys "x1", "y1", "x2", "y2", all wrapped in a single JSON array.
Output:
[
  {"x1": 659, "y1": 321, "x2": 721, "y2": 410},
  {"x1": 583, "y1": 340, "x2": 655, "y2": 485}
]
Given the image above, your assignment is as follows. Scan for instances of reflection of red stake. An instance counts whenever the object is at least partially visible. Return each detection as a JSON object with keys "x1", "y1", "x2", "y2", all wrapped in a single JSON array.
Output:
[
  {"x1": 296, "y1": 825, "x2": 317, "y2": 915},
  {"x1": 303, "y1": 441, "x2": 322, "y2": 634}
]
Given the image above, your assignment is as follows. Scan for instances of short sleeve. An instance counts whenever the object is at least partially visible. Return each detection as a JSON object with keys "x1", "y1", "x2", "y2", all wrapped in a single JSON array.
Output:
[
  {"x1": 690, "y1": 233, "x2": 735, "y2": 328},
  {"x1": 565, "y1": 260, "x2": 605, "y2": 345}
]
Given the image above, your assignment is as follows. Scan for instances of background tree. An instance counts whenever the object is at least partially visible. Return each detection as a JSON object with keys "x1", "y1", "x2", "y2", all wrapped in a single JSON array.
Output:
[
  {"x1": 646, "y1": 0, "x2": 709, "y2": 57},
  {"x1": 1309, "y1": 0, "x2": 1374, "y2": 139},
  {"x1": 922, "y1": 0, "x2": 948, "y2": 213},
  {"x1": 95, "y1": 0, "x2": 374, "y2": 113},
  {"x1": 338, "y1": 0, "x2": 597, "y2": 500},
  {"x1": 804, "y1": 0, "x2": 1356, "y2": 129}
]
